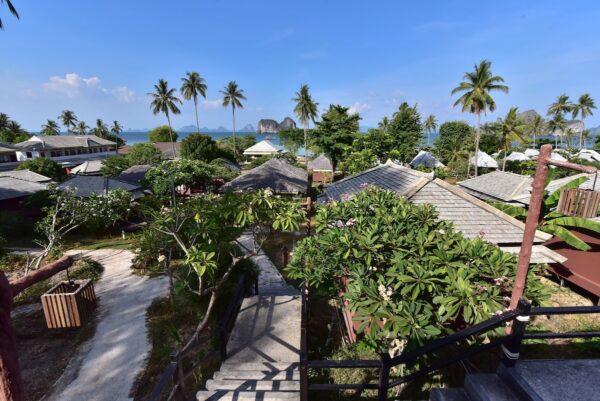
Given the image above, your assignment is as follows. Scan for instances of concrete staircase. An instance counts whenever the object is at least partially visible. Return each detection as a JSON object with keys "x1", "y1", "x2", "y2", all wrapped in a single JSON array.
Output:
[
  {"x1": 430, "y1": 359, "x2": 600, "y2": 401},
  {"x1": 197, "y1": 234, "x2": 301, "y2": 401}
]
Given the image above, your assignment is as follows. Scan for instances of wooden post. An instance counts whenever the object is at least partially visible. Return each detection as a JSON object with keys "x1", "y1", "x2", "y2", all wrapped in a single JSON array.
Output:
[{"x1": 378, "y1": 353, "x2": 391, "y2": 401}]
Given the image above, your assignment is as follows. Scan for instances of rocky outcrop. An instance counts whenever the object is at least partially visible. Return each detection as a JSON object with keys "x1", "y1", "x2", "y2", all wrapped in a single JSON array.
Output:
[
  {"x1": 238, "y1": 124, "x2": 256, "y2": 133},
  {"x1": 517, "y1": 109, "x2": 541, "y2": 124},
  {"x1": 256, "y1": 117, "x2": 297, "y2": 133}
]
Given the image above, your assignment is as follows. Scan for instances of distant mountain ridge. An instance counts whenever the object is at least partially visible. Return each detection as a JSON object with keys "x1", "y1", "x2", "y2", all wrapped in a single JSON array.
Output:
[{"x1": 176, "y1": 125, "x2": 255, "y2": 133}]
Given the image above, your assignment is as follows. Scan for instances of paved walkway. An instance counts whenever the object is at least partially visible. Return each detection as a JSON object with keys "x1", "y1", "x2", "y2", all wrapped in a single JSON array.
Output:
[
  {"x1": 49, "y1": 249, "x2": 168, "y2": 401},
  {"x1": 197, "y1": 233, "x2": 301, "y2": 400}
]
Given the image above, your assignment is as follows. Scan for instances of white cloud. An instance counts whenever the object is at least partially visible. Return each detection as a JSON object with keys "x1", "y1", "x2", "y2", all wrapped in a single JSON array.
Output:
[
  {"x1": 348, "y1": 102, "x2": 371, "y2": 115},
  {"x1": 202, "y1": 99, "x2": 222, "y2": 109},
  {"x1": 43, "y1": 73, "x2": 101, "y2": 96},
  {"x1": 112, "y1": 86, "x2": 136, "y2": 103}
]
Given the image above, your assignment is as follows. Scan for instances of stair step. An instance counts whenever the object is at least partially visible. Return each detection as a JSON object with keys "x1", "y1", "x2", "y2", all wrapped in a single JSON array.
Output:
[
  {"x1": 206, "y1": 379, "x2": 299, "y2": 391},
  {"x1": 430, "y1": 388, "x2": 471, "y2": 401},
  {"x1": 221, "y1": 362, "x2": 299, "y2": 372},
  {"x1": 214, "y1": 369, "x2": 300, "y2": 380},
  {"x1": 465, "y1": 374, "x2": 520, "y2": 401},
  {"x1": 196, "y1": 390, "x2": 299, "y2": 401},
  {"x1": 496, "y1": 363, "x2": 543, "y2": 401}
]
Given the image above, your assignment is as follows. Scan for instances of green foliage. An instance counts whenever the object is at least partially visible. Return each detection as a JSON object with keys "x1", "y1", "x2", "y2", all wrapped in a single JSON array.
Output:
[
  {"x1": 128, "y1": 143, "x2": 163, "y2": 165},
  {"x1": 594, "y1": 134, "x2": 600, "y2": 151},
  {"x1": 148, "y1": 125, "x2": 178, "y2": 142},
  {"x1": 286, "y1": 188, "x2": 547, "y2": 350},
  {"x1": 312, "y1": 105, "x2": 360, "y2": 169},
  {"x1": 69, "y1": 258, "x2": 104, "y2": 281},
  {"x1": 351, "y1": 129, "x2": 399, "y2": 162},
  {"x1": 180, "y1": 133, "x2": 220, "y2": 161},
  {"x1": 338, "y1": 148, "x2": 378, "y2": 175},
  {"x1": 386, "y1": 102, "x2": 423, "y2": 162},
  {"x1": 434, "y1": 121, "x2": 474, "y2": 164},
  {"x1": 100, "y1": 156, "x2": 131, "y2": 177},
  {"x1": 0, "y1": 129, "x2": 30, "y2": 144},
  {"x1": 17, "y1": 158, "x2": 66, "y2": 181},
  {"x1": 278, "y1": 128, "x2": 305, "y2": 154},
  {"x1": 504, "y1": 160, "x2": 536, "y2": 176}
]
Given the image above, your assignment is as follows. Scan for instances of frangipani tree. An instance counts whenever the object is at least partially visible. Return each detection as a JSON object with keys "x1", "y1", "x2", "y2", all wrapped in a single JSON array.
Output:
[{"x1": 494, "y1": 176, "x2": 600, "y2": 250}]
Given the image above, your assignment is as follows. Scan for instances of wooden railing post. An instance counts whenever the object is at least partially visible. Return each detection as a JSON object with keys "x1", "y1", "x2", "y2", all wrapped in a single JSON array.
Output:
[
  {"x1": 502, "y1": 299, "x2": 531, "y2": 367},
  {"x1": 378, "y1": 353, "x2": 391, "y2": 401},
  {"x1": 219, "y1": 322, "x2": 227, "y2": 361},
  {"x1": 300, "y1": 284, "x2": 309, "y2": 401}
]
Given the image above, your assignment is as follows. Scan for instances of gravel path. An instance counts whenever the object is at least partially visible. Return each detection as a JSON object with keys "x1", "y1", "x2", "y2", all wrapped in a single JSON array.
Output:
[{"x1": 48, "y1": 249, "x2": 168, "y2": 401}]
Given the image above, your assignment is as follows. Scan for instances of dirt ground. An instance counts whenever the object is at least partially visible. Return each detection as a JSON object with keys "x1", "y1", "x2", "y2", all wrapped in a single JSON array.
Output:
[{"x1": 12, "y1": 306, "x2": 98, "y2": 401}]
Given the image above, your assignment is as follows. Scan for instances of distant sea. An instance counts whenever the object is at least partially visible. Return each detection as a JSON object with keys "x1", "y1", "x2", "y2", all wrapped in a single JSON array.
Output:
[{"x1": 121, "y1": 131, "x2": 282, "y2": 147}]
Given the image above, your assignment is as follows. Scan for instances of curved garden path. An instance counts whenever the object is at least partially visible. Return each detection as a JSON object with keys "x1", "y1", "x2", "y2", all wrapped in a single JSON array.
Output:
[{"x1": 48, "y1": 249, "x2": 168, "y2": 401}]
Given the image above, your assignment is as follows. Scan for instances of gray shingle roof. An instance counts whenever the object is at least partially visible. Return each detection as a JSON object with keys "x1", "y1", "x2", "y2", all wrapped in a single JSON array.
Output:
[
  {"x1": 307, "y1": 154, "x2": 333, "y2": 172},
  {"x1": 319, "y1": 161, "x2": 432, "y2": 202},
  {"x1": 458, "y1": 171, "x2": 532, "y2": 203},
  {"x1": 546, "y1": 173, "x2": 600, "y2": 194},
  {"x1": 0, "y1": 177, "x2": 48, "y2": 201},
  {"x1": 222, "y1": 158, "x2": 308, "y2": 194},
  {"x1": 0, "y1": 143, "x2": 17, "y2": 153},
  {"x1": 58, "y1": 176, "x2": 140, "y2": 198},
  {"x1": 0, "y1": 169, "x2": 52, "y2": 182},
  {"x1": 71, "y1": 160, "x2": 104, "y2": 175},
  {"x1": 15, "y1": 135, "x2": 115, "y2": 150},
  {"x1": 117, "y1": 165, "x2": 151, "y2": 185},
  {"x1": 152, "y1": 142, "x2": 181, "y2": 159},
  {"x1": 318, "y1": 161, "x2": 550, "y2": 245}
]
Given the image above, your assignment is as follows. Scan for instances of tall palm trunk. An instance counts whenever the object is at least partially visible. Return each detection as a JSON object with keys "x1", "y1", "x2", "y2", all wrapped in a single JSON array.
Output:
[
  {"x1": 194, "y1": 96, "x2": 200, "y2": 134},
  {"x1": 502, "y1": 142, "x2": 508, "y2": 171},
  {"x1": 474, "y1": 111, "x2": 481, "y2": 177},
  {"x1": 232, "y1": 107, "x2": 236, "y2": 156},
  {"x1": 114, "y1": 133, "x2": 118, "y2": 155},
  {"x1": 166, "y1": 113, "x2": 177, "y2": 158},
  {"x1": 304, "y1": 122, "x2": 308, "y2": 166}
]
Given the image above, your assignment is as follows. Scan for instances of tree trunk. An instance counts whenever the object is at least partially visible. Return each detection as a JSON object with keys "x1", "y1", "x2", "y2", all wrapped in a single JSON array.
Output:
[
  {"x1": 194, "y1": 97, "x2": 200, "y2": 134},
  {"x1": 474, "y1": 111, "x2": 481, "y2": 177},
  {"x1": 304, "y1": 122, "x2": 308, "y2": 167},
  {"x1": 1, "y1": 256, "x2": 73, "y2": 401},
  {"x1": 166, "y1": 113, "x2": 177, "y2": 159},
  {"x1": 502, "y1": 143, "x2": 507, "y2": 171},
  {"x1": 232, "y1": 107, "x2": 236, "y2": 156}
]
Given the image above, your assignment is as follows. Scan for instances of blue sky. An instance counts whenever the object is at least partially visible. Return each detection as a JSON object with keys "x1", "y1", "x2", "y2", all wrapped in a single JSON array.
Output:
[{"x1": 2, "y1": 0, "x2": 600, "y2": 131}]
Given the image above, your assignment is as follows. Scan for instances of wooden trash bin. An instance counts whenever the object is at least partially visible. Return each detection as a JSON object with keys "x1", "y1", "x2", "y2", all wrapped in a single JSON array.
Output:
[
  {"x1": 557, "y1": 188, "x2": 600, "y2": 219},
  {"x1": 41, "y1": 279, "x2": 97, "y2": 329}
]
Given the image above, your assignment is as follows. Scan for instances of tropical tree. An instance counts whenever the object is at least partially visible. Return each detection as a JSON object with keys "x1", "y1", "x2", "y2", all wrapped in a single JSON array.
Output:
[
  {"x1": 0, "y1": 113, "x2": 9, "y2": 130},
  {"x1": 41, "y1": 120, "x2": 60, "y2": 136},
  {"x1": 527, "y1": 114, "x2": 545, "y2": 148},
  {"x1": 91, "y1": 118, "x2": 109, "y2": 138},
  {"x1": 494, "y1": 176, "x2": 600, "y2": 250},
  {"x1": 571, "y1": 93, "x2": 596, "y2": 149},
  {"x1": 110, "y1": 120, "x2": 123, "y2": 154},
  {"x1": 313, "y1": 105, "x2": 360, "y2": 170},
  {"x1": 378, "y1": 116, "x2": 390, "y2": 132},
  {"x1": 498, "y1": 107, "x2": 528, "y2": 171},
  {"x1": 220, "y1": 81, "x2": 246, "y2": 154},
  {"x1": 0, "y1": 0, "x2": 18, "y2": 30},
  {"x1": 424, "y1": 114, "x2": 437, "y2": 146},
  {"x1": 148, "y1": 79, "x2": 182, "y2": 158},
  {"x1": 75, "y1": 121, "x2": 88, "y2": 136},
  {"x1": 451, "y1": 60, "x2": 509, "y2": 176},
  {"x1": 292, "y1": 84, "x2": 319, "y2": 165},
  {"x1": 547, "y1": 113, "x2": 567, "y2": 148},
  {"x1": 387, "y1": 102, "x2": 424, "y2": 162},
  {"x1": 180, "y1": 72, "x2": 207, "y2": 134},
  {"x1": 548, "y1": 94, "x2": 573, "y2": 117},
  {"x1": 59, "y1": 110, "x2": 78, "y2": 135}
]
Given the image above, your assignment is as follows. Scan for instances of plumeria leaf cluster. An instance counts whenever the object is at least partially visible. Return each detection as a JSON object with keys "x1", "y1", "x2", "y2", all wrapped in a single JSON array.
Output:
[{"x1": 286, "y1": 187, "x2": 548, "y2": 350}]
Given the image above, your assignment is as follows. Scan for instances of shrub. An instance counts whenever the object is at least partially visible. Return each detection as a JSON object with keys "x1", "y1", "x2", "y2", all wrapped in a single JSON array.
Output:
[
  {"x1": 69, "y1": 258, "x2": 104, "y2": 281},
  {"x1": 148, "y1": 125, "x2": 178, "y2": 142},
  {"x1": 180, "y1": 133, "x2": 221, "y2": 161},
  {"x1": 17, "y1": 158, "x2": 67, "y2": 181},
  {"x1": 101, "y1": 156, "x2": 131, "y2": 177},
  {"x1": 286, "y1": 187, "x2": 547, "y2": 351},
  {"x1": 128, "y1": 143, "x2": 163, "y2": 166}
]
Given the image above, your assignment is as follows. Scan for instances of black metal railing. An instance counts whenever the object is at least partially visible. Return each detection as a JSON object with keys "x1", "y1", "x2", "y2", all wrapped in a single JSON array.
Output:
[
  {"x1": 299, "y1": 283, "x2": 600, "y2": 401},
  {"x1": 147, "y1": 272, "x2": 257, "y2": 401}
]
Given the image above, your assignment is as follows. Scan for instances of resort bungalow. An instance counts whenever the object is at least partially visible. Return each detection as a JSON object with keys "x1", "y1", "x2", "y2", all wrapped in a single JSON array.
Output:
[
  {"x1": 0, "y1": 169, "x2": 51, "y2": 210},
  {"x1": 307, "y1": 154, "x2": 334, "y2": 184},
  {"x1": 470, "y1": 151, "x2": 498, "y2": 169},
  {"x1": 0, "y1": 143, "x2": 18, "y2": 170},
  {"x1": 318, "y1": 161, "x2": 562, "y2": 265},
  {"x1": 505, "y1": 151, "x2": 530, "y2": 162},
  {"x1": 458, "y1": 171, "x2": 532, "y2": 206},
  {"x1": 117, "y1": 165, "x2": 151, "y2": 186},
  {"x1": 70, "y1": 160, "x2": 104, "y2": 176},
  {"x1": 13, "y1": 135, "x2": 116, "y2": 167},
  {"x1": 575, "y1": 149, "x2": 600, "y2": 163},
  {"x1": 152, "y1": 142, "x2": 181, "y2": 159},
  {"x1": 57, "y1": 175, "x2": 142, "y2": 199},
  {"x1": 410, "y1": 150, "x2": 445, "y2": 169},
  {"x1": 221, "y1": 158, "x2": 308, "y2": 195},
  {"x1": 242, "y1": 140, "x2": 281, "y2": 158}
]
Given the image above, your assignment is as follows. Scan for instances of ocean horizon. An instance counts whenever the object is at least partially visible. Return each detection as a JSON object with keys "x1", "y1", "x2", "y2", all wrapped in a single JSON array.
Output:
[{"x1": 120, "y1": 131, "x2": 279, "y2": 146}]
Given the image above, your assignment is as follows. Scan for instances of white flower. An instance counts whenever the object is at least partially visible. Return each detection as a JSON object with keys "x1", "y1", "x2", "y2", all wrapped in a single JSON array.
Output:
[
  {"x1": 157, "y1": 255, "x2": 166, "y2": 263},
  {"x1": 378, "y1": 284, "x2": 391, "y2": 301}
]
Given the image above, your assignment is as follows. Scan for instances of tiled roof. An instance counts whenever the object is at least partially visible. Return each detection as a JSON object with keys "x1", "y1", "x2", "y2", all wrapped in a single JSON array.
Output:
[
  {"x1": 243, "y1": 140, "x2": 281, "y2": 156},
  {"x1": 470, "y1": 151, "x2": 498, "y2": 168},
  {"x1": 546, "y1": 173, "x2": 600, "y2": 194},
  {"x1": 307, "y1": 154, "x2": 333, "y2": 172},
  {"x1": 319, "y1": 161, "x2": 432, "y2": 202},
  {"x1": 458, "y1": 171, "x2": 532, "y2": 203},
  {"x1": 117, "y1": 165, "x2": 151, "y2": 185},
  {"x1": 15, "y1": 135, "x2": 115, "y2": 150},
  {"x1": 71, "y1": 160, "x2": 104, "y2": 175},
  {"x1": 0, "y1": 176, "x2": 48, "y2": 201},
  {"x1": 0, "y1": 169, "x2": 52, "y2": 182},
  {"x1": 222, "y1": 158, "x2": 307, "y2": 194},
  {"x1": 152, "y1": 142, "x2": 180, "y2": 159},
  {"x1": 0, "y1": 143, "x2": 17, "y2": 153},
  {"x1": 58, "y1": 176, "x2": 140, "y2": 198},
  {"x1": 410, "y1": 150, "x2": 445, "y2": 168}
]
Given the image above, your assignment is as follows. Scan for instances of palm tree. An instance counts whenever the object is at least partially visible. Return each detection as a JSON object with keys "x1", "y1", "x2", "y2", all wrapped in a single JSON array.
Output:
[
  {"x1": 378, "y1": 116, "x2": 390, "y2": 132},
  {"x1": 451, "y1": 60, "x2": 509, "y2": 176},
  {"x1": 41, "y1": 120, "x2": 60, "y2": 136},
  {"x1": 498, "y1": 107, "x2": 527, "y2": 171},
  {"x1": 0, "y1": 0, "x2": 19, "y2": 30},
  {"x1": 59, "y1": 110, "x2": 78, "y2": 135},
  {"x1": 292, "y1": 84, "x2": 319, "y2": 165},
  {"x1": 547, "y1": 113, "x2": 567, "y2": 148},
  {"x1": 220, "y1": 81, "x2": 246, "y2": 155},
  {"x1": 548, "y1": 94, "x2": 573, "y2": 117},
  {"x1": 0, "y1": 113, "x2": 10, "y2": 130},
  {"x1": 110, "y1": 120, "x2": 123, "y2": 155},
  {"x1": 180, "y1": 72, "x2": 207, "y2": 134},
  {"x1": 571, "y1": 93, "x2": 596, "y2": 149},
  {"x1": 424, "y1": 114, "x2": 438, "y2": 146},
  {"x1": 148, "y1": 79, "x2": 182, "y2": 158},
  {"x1": 75, "y1": 121, "x2": 89, "y2": 136},
  {"x1": 91, "y1": 118, "x2": 109, "y2": 139},
  {"x1": 527, "y1": 114, "x2": 545, "y2": 148}
]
